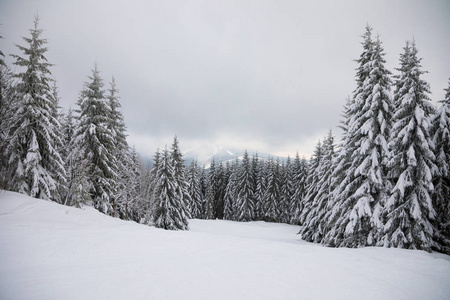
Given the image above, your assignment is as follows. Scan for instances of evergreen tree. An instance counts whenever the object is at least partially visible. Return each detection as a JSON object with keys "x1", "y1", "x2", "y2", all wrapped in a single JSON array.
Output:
[
  {"x1": 290, "y1": 153, "x2": 308, "y2": 225},
  {"x1": 255, "y1": 158, "x2": 268, "y2": 220},
  {"x1": 262, "y1": 158, "x2": 281, "y2": 222},
  {"x1": 299, "y1": 132, "x2": 335, "y2": 243},
  {"x1": 61, "y1": 108, "x2": 84, "y2": 206},
  {"x1": 224, "y1": 158, "x2": 239, "y2": 220},
  {"x1": 205, "y1": 159, "x2": 218, "y2": 219},
  {"x1": 0, "y1": 54, "x2": 19, "y2": 189},
  {"x1": 251, "y1": 153, "x2": 261, "y2": 220},
  {"x1": 106, "y1": 77, "x2": 131, "y2": 217},
  {"x1": 152, "y1": 148, "x2": 189, "y2": 230},
  {"x1": 74, "y1": 64, "x2": 117, "y2": 214},
  {"x1": 5, "y1": 16, "x2": 65, "y2": 200},
  {"x1": 215, "y1": 162, "x2": 227, "y2": 219},
  {"x1": 107, "y1": 76, "x2": 128, "y2": 153},
  {"x1": 122, "y1": 147, "x2": 143, "y2": 221},
  {"x1": 199, "y1": 165, "x2": 208, "y2": 217},
  {"x1": 170, "y1": 136, "x2": 192, "y2": 219},
  {"x1": 299, "y1": 140, "x2": 324, "y2": 227},
  {"x1": 235, "y1": 151, "x2": 254, "y2": 221},
  {"x1": 382, "y1": 40, "x2": 437, "y2": 251},
  {"x1": 187, "y1": 160, "x2": 204, "y2": 219},
  {"x1": 324, "y1": 27, "x2": 393, "y2": 247},
  {"x1": 431, "y1": 78, "x2": 450, "y2": 252},
  {"x1": 279, "y1": 158, "x2": 294, "y2": 223},
  {"x1": 147, "y1": 149, "x2": 162, "y2": 221}
]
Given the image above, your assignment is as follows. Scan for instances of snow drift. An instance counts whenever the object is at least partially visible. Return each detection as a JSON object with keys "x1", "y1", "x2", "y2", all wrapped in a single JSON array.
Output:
[{"x1": 0, "y1": 190, "x2": 449, "y2": 300}]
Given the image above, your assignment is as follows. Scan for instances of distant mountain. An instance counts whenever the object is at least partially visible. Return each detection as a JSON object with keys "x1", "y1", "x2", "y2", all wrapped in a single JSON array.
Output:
[
  {"x1": 139, "y1": 144, "x2": 288, "y2": 169},
  {"x1": 183, "y1": 144, "x2": 287, "y2": 168},
  {"x1": 183, "y1": 145, "x2": 240, "y2": 168}
]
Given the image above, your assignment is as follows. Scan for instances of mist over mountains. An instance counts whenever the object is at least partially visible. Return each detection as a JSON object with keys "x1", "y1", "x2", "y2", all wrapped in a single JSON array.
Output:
[
  {"x1": 140, "y1": 144, "x2": 290, "y2": 168},
  {"x1": 183, "y1": 145, "x2": 289, "y2": 168}
]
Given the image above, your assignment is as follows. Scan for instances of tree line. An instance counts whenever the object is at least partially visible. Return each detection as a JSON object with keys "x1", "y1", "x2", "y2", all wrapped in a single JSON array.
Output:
[{"x1": 0, "y1": 19, "x2": 448, "y2": 254}]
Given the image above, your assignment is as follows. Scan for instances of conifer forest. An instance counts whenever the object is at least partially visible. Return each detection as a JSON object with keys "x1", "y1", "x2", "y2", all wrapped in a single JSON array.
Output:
[{"x1": 1, "y1": 18, "x2": 449, "y2": 255}]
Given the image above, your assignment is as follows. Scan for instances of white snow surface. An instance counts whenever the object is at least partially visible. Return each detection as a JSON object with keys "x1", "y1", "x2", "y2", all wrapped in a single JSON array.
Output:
[{"x1": 1, "y1": 190, "x2": 450, "y2": 300}]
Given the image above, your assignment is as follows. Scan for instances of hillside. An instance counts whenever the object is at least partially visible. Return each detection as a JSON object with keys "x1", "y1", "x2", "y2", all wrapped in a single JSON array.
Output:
[{"x1": 0, "y1": 190, "x2": 449, "y2": 300}]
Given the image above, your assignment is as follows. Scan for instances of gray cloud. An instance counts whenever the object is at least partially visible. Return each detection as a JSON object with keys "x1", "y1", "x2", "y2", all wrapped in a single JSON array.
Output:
[{"x1": 1, "y1": 0, "x2": 449, "y2": 157}]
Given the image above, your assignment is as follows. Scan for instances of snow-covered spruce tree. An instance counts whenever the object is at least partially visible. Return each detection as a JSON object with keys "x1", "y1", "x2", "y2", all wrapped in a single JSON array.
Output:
[
  {"x1": 205, "y1": 159, "x2": 218, "y2": 219},
  {"x1": 289, "y1": 153, "x2": 308, "y2": 225},
  {"x1": 106, "y1": 77, "x2": 136, "y2": 219},
  {"x1": 223, "y1": 158, "x2": 239, "y2": 220},
  {"x1": 323, "y1": 27, "x2": 393, "y2": 248},
  {"x1": 278, "y1": 158, "x2": 290, "y2": 223},
  {"x1": 199, "y1": 165, "x2": 208, "y2": 218},
  {"x1": 382, "y1": 40, "x2": 437, "y2": 252},
  {"x1": 122, "y1": 147, "x2": 143, "y2": 222},
  {"x1": 262, "y1": 158, "x2": 281, "y2": 222},
  {"x1": 152, "y1": 148, "x2": 189, "y2": 230},
  {"x1": 146, "y1": 149, "x2": 161, "y2": 221},
  {"x1": 234, "y1": 150, "x2": 255, "y2": 221},
  {"x1": 216, "y1": 162, "x2": 227, "y2": 219},
  {"x1": 60, "y1": 108, "x2": 82, "y2": 206},
  {"x1": 255, "y1": 157, "x2": 269, "y2": 220},
  {"x1": 251, "y1": 153, "x2": 261, "y2": 220},
  {"x1": 299, "y1": 140, "x2": 324, "y2": 227},
  {"x1": 323, "y1": 96, "x2": 354, "y2": 237},
  {"x1": 169, "y1": 136, "x2": 192, "y2": 219},
  {"x1": 5, "y1": 16, "x2": 65, "y2": 200},
  {"x1": 431, "y1": 78, "x2": 450, "y2": 252},
  {"x1": 74, "y1": 64, "x2": 117, "y2": 214},
  {"x1": 49, "y1": 82, "x2": 66, "y2": 202},
  {"x1": 299, "y1": 132, "x2": 335, "y2": 243},
  {"x1": 187, "y1": 160, "x2": 204, "y2": 219},
  {"x1": 107, "y1": 77, "x2": 128, "y2": 153},
  {"x1": 0, "y1": 52, "x2": 20, "y2": 189}
]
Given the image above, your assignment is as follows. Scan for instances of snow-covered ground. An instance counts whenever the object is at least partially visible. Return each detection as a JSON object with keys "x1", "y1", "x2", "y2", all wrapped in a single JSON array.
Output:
[{"x1": 1, "y1": 190, "x2": 449, "y2": 300}]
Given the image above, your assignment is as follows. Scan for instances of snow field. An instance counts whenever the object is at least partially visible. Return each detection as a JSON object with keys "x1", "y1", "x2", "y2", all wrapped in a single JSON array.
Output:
[{"x1": 1, "y1": 190, "x2": 449, "y2": 300}]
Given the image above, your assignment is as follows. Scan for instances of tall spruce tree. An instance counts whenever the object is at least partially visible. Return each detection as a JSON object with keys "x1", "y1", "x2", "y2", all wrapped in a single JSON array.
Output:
[
  {"x1": 262, "y1": 158, "x2": 281, "y2": 222},
  {"x1": 121, "y1": 147, "x2": 143, "y2": 221},
  {"x1": 169, "y1": 136, "x2": 192, "y2": 219},
  {"x1": 5, "y1": 16, "x2": 65, "y2": 200},
  {"x1": 431, "y1": 78, "x2": 450, "y2": 252},
  {"x1": 235, "y1": 151, "x2": 255, "y2": 221},
  {"x1": 152, "y1": 148, "x2": 189, "y2": 230},
  {"x1": 299, "y1": 132, "x2": 335, "y2": 243},
  {"x1": 290, "y1": 153, "x2": 308, "y2": 225},
  {"x1": 324, "y1": 27, "x2": 393, "y2": 247},
  {"x1": 187, "y1": 160, "x2": 204, "y2": 219},
  {"x1": 224, "y1": 158, "x2": 239, "y2": 220},
  {"x1": 251, "y1": 153, "x2": 261, "y2": 220},
  {"x1": 60, "y1": 108, "x2": 84, "y2": 206},
  {"x1": 279, "y1": 158, "x2": 294, "y2": 223},
  {"x1": 255, "y1": 157, "x2": 269, "y2": 220},
  {"x1": 106, "y1": 77, "x2": 135, "y2": 219},
  {"x1": 205, "y1": 159, "x2": 218, "y2": 219},
  {"x1": 382, "y1": 40, "x2": 437, "y2": 251},
  {"x1": 215, "y1": 162, "x2": 227, "y2": 219},
  {"x1": 0, "y1": 52, "x2": 19, "y2": 189},
  {"x1": 147, "y1": 149, "x2": 162, "y2": 221},
  {"x1": 299, "y1": 140, "x2": 324, "y2": 227},
  {"x1": 74, "y1": 64, "x2": 117, "y2": 214}
]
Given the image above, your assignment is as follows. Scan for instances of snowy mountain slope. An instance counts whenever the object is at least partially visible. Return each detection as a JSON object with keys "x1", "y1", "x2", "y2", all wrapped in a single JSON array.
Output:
[
  {"x1": 183, "y1": 144, "x2": 286, "y2": 168},
  {"x1": 1, "y1": 190, "x2": 449, "y2": 300}
]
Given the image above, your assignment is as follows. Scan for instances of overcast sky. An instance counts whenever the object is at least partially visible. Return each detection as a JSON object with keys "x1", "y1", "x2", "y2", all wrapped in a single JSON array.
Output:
[{"x1": 1, "y1": 0, "x2": 449, "y2": 158}]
